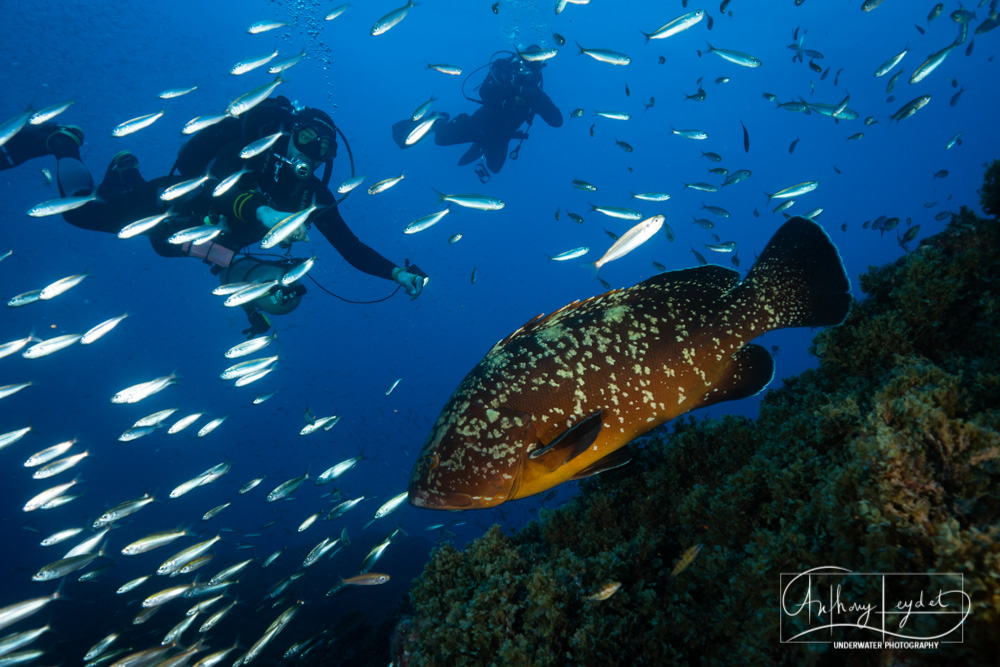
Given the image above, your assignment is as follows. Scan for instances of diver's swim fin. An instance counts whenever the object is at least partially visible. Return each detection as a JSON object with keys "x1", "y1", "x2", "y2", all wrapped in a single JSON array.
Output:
[
  {"x1": 457, "y1": 144, "x2": 484, "y2": 166},
  {"x1": 391, "y1": 118, "x2": 419, "y2": 150}
]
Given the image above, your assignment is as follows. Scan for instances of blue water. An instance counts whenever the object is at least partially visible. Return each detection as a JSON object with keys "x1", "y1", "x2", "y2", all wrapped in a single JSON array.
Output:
[{"x1": 1, "y1": 0, "x2": 996, "y2": 663}]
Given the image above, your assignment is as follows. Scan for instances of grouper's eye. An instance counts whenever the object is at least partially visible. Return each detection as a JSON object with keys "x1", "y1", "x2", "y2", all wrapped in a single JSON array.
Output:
[{"x1": 422, "y1": 453, "x2": 439, "y2": 471}]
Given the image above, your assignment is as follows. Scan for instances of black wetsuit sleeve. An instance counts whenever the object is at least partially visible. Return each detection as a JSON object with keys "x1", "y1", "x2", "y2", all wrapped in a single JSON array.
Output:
[
  {"x1": 312, "y1": 203, "x2": 397, "y2": 281},
  {"x1": 209, "y1": 143, "x2": 271, "y2": 233},
  {"x1": 525, "y1": 89, "x2": 563, "y2": 128}
]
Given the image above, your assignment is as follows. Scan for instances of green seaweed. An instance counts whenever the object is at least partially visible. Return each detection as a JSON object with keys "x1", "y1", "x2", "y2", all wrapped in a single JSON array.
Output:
[{"x1": 400, "y1": 165, "x2": 1000, "y2": 666}]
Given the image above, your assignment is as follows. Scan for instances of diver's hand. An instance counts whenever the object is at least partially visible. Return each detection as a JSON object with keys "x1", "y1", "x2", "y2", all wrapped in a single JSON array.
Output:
[
  {"x1": 256, "y1": 205, "x2": 287, "y2": 228},
  {"x1": 392, "y1": 267, "x2": 425, "y2": 300},
  {"x1": 257, "y1": 206, "x2": 307, "y2": 241}
]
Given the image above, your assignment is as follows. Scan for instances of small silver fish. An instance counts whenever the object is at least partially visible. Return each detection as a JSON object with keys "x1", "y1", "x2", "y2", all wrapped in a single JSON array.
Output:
[
  {"x1": 281, "y1": 256, "x2": 316, "y2": 286},
  {"x1": 167, "y1": 225, "x2": 220, "y2": 246},
  {"x1": 158, "y1": 86, "x2": 198, "y2": 99},
  {"x1": 642, "y1": 10, "x2": 705, "y2": 42},
  {"x1": 0, "y1": 106, "x2": 33, "y2": 149},
  {"x1": 405, "y1": 113, "x2": 445, "y2": 145},
  {"x1": 22, "y1": 334, "x2": 83, "y2": 359},
  {"x1": 80, "y1": 314, "x2": 128, "y2": 345},
  {"x1": 268, "y1": 50, "x2": 306, "y2": 74},
  {"x1": 240, "y1": 131, "x2": 285, "y2": 159},
  {"x1": 909, "y1": 45, "x2": 955, "y2": 84},
  {"x1": 672, "y1": 127, "x2": 708, "y2": 140},
  {"x1": 29, "y1": 100, "x2": 75, "y2": 125},
  {"x1": 702, "y1": 42, "x2": 762, "y2": 67},
  {"x1": 873, "y1": 47, "x2": 907, "y2": 77},
  {"x1": 594, "y1": 215, "x2": 664, "y2": 270},
  {"x1": 765, "y1": 180, "x2": 819, "y2": 203},
  {"x1": 111, "y1": 110, "x2": 165, "y2": 137},
  {"x1": 435, "y1": 191, "x2": 505, "y2": 210},
  {"x1": 182, "y1": 113, "x2": 228, "y2": 135},
  {"x1": 167, "y1": 412, "x2": 204, "y2": 435},
  {"x1": 267, "y1": 474, "x2": 309, "y2": 502},
  {"x1": 411, "y1": 96, "x2": 436, "y2": 122},
  {"x1": 227, "y1": 75, "x2": 284, "y2": 117},
  {"x1": 576, "y1": 43, "x2": 631, "y2": 66},
  {"x1": 549, "y1": 246, "x2": 590, "y2": 261},
  {"x1": 368, "y1": 174, "x2": 405, "y2": 195},
  {"x1": 325, "y1": 4, "x2": 350, "y2": 21},
  {"x1": 39, "y1": 272, "x2": 90, "y2": 300},
  {"x1": 231, "y1": 50, "x2": 279, "y2": 76},
  {"x1": 404, "y1": 208, "x2": 450, "y2": 234},
  {"x1": 371, "y1": 0, "x2": 415, "y2": 36},
  {"x1": 27, "y1": 194, "x2": 98, "y2": 217},
  {"x1": 248, "y1": 20, "x2": 287, "y2": 34},
  {"x1": 160, "y1": 175, "x2": 211, "y2": 202},
  {"x1": 119, "y1": 210, "x2": 176, "y2": 239},
  {"x1": 426, "y1": 63, "x2": 463, "y2": 76},
  {"x1": 222, "y1": 282, "x2": 280, "y2": 308},
  {"x1": 7, "y1": 290, "x2": 41, "y2": 307},
  {"x1": 337, "y1": 175, "x2": 367, "y2": 193}
]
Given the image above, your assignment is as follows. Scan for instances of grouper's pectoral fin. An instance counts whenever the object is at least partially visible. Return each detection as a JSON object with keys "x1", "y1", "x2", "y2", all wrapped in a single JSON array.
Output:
[
  {"x1": 698, "y1": 343, "x2": 775, "y2": 409},
  {"x1": 528, "y1": 410, "x2": 603, "y2": 470},
  {"x1": 569, "y1": 446, "x2": 633, "y2": 481}
]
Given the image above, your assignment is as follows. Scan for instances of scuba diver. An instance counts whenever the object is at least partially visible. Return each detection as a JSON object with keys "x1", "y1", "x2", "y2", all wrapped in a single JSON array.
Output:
[
  {"x1": 392, "y1": 50, "x2": 562, "y2": 177},
  {"x1": 1, "y1": 95, "x2": 427, "y2": 336}
]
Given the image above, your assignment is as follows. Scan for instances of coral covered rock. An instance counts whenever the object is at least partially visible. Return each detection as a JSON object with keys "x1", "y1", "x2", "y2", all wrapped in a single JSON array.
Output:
[
  {"x1": 980, "y1": 159, "x2": 1000, "y2": 218},
  {"x1": 404, "y1": 167, "x2": 1000, "y2": 666}
]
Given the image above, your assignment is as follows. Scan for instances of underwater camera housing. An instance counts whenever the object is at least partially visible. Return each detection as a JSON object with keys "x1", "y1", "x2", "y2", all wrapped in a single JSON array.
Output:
[{"x1": 225, "y1": 256, "x2": 306, "y2": 315}]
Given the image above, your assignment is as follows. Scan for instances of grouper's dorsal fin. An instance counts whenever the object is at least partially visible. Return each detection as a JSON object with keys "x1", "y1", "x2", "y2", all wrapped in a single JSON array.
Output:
[
  {"x1": 697, "y1": 343, "x2": 775, "y2": 409},
  {"x1": 494, "y1": 313, "x2": 545, "y2": 348},
  {"x1": 493, "y1": 299, "x2": 588, "y2": 348},
  {"x1": 529, "y1": 410, "x2": 603, "y2": 470}
]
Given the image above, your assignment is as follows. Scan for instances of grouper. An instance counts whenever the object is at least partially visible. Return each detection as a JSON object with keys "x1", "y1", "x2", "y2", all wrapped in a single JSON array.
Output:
[{"x1": 408, "y1": 217, "x2": 851, "y2": 510}]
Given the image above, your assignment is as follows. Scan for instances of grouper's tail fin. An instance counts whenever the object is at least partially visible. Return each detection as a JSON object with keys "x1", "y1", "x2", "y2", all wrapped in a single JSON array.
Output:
[{"x1": 742, "y1": 216, "x2": 852, "y2": 329}]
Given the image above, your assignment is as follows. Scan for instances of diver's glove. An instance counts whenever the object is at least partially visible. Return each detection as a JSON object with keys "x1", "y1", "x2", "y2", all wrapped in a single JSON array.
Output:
[
  {"x1": 392, "y1": 267, "x2": 425, "y2": 299},
  {"x1": 256, "y1": 205, "x2": 285, "y2": 228},
  {"x1": 242, "y1": 309, "x2": 272, "y2": 338}
]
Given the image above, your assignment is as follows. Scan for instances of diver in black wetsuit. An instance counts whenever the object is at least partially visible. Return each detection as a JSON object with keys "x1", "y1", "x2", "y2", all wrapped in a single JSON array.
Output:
[
  {"x1": 392, "y1": 51, "x2": 563, "y2": 175},
  {"x1": 0, "y1": 96, "x2": 426, "y2": 336}
]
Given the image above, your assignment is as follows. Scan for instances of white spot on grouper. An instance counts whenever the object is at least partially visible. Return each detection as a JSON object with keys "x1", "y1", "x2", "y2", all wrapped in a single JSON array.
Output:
[{"x1": 602, "y1": 305, "x2": 630, "y2": 324}]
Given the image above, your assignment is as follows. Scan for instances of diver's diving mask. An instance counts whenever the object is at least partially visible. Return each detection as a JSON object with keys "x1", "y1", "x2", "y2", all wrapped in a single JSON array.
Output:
[{"x1": 292, "y1": 124, "x2": 337, "y2": 162}]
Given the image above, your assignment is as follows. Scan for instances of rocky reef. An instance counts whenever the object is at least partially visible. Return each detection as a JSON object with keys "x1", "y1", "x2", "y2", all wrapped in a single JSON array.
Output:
[
  {"x1": 399, "y1": 163, "x2": 1000, "y2": 666},
  {"x1": 980, "y1": 159, "x2": 1000, "y2": 219}
]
